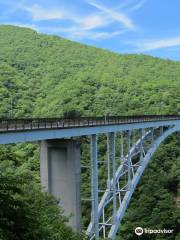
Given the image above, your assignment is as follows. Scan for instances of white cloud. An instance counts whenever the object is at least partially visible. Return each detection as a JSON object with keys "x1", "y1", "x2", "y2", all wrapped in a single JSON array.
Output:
[
  {"x1": 68, "y1": 29, "x2": 125, "y2": 40},
  {"x1": 133, "y1": 37, "x2": 180, "y2": 52},
  {"x1": 114, "y1": 0, "x2": 147, "y2": 13},
  {"x1": 23, "y1": 3, "x2": 110, "y2": 30},
  {"x1": 128, "y1": 0, "x2": 147, "y2": 12},
  {"x1": 25, "y1": 4, "x2": 65, "y2": 21},
  {"x1": 21, "y1": 3, "x2": 116, "y2": 40},
  {"x1": 3, "y1": 1, "x2": 142, "y2": 41},
  {"x1": 86, "y1": 0, "x2": 136, "y2": 30},
  {"x1": 77, "y1": 15, "x2": 110, "y2": 30}
]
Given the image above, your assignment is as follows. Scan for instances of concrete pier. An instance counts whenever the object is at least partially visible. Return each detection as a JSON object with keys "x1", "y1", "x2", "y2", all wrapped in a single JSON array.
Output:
[{"x1": 40, "y1": 139, "x2": 81, "y2": 231}]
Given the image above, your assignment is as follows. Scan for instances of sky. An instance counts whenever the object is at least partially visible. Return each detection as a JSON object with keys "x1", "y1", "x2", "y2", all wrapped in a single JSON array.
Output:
[{"x1": 0, "y1": 0, "x2": 180, "y2": 61}]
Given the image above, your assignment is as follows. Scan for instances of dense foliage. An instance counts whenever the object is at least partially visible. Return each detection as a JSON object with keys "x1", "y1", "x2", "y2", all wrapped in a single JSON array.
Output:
[
  {"x1": 0, "y1": 144, "x2": 83, "y2": 240},
  {"x1": 0, "y1": 25, "x2": 179, "y2": 118},
  {"x1": 0, "y1": 25, "x2": 179, "y2": 239}
]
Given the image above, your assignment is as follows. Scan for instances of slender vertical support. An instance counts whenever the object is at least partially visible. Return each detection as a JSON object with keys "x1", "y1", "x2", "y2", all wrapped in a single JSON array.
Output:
[
  {"x1": 107, "y1": 133, "x2": 111, "y2": 190},
  {"x1": 151, "y1": 128, "x2": 154, "y2": 145},
  {"x1": 140, "y1": 129, "x2": 143, "y2": 164},
  {"x1": 103, "y1": 209, "x2": 106, "y2": 238},
  {"x1": 160, "y1": 126, "x2": 163, "y2": 135},
  {"x1": 127, "y1": 130, "x2": 131, "y2": 189},
  {"x1": 142, "y1": 128, "x2": 145, "y2": 137},
  {"x1": 120, "y1": 132, "x2": 124, "y2": 163},
  {"x1": 128, "y1": 130, "x2": 131, "y2": 154},
  {"x1": 133, "y1": 129, "x2": 136, "y2": 146},
  {"x1": 90, "y1": 134, "x2": 99, "y2": 239},
  {"x1": 111, "y1": 132, "x2": 116, "y2": 224},
  {"x1": 117, "y1": 181, "x2": 122, "y2": 204}
]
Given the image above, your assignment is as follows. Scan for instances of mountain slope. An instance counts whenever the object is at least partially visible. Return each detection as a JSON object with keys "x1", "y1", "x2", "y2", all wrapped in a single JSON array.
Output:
[{"x1": 0, "y1": 25, "x2": 179, "y2": 118}]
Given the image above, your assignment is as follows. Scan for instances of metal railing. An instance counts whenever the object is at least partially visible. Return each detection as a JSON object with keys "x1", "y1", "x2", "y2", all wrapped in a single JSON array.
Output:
[{"x1": 0, "y1": 115, "x2": 179, "y2": 133}]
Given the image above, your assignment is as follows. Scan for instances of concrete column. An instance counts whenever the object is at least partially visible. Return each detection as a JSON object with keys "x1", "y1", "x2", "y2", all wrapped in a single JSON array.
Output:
[{"x1": 40, "y1": 139, "x2": 81, "y2": 231}]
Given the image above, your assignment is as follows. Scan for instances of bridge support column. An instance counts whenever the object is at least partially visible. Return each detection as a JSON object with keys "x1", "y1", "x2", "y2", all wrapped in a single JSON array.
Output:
[
  {"x1": 90, "y1": 134, "x2": 99, "y2": 239},
  {"x1": 40, "y1": 139, "x2": 81, "y2": 232}
]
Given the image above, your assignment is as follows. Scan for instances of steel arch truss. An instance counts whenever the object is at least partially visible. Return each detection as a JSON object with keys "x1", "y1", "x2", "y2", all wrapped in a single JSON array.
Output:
[{"x1": 86, "y1": 125, "x2": 177, "y2": 239}]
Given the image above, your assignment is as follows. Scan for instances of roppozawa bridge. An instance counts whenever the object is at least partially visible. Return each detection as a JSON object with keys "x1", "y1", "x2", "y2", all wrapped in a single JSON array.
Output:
[{"x1": 0, "y1": 115, "x2": 180, "y2": 239}]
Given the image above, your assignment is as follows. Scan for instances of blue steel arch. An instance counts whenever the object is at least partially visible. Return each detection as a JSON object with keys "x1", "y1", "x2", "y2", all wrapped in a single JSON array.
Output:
[
  {"x1": 108, "y1": 126, "x2": 179, "y2": 239},
  {"x1": 87, "y1": 124, "x2": 180, "y2": 239}
]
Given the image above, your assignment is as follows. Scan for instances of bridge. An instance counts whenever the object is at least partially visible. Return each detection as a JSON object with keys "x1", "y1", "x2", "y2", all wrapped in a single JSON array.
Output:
[{"x1": 0, "y1": 115, "x2": 180, "y2": 239}]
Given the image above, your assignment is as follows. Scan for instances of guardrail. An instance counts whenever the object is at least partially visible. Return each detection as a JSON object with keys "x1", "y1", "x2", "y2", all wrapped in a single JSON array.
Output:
[{"x1": 0, "y1": 115, "x2": 179, "y2": 133}]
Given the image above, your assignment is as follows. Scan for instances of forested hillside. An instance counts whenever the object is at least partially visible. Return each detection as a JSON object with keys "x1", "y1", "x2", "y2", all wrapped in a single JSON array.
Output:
[
  {"x1": 0, "y1": 25, "x2": 179, "y2": 240},
  {"x1": 0, "y1": 25, "x2": 180, "y2": 118}
]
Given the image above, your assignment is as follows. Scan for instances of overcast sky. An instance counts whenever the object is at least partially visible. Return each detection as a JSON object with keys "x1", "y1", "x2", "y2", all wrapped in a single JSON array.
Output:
[{"x1": 1, "y1": 0, "x2": 180, "y2": 60}]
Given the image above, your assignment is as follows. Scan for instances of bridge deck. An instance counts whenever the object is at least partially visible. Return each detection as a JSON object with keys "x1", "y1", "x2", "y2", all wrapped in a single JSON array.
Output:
[{"x1": 0, "y1": 115, "x2": 180, "y2": 133}]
